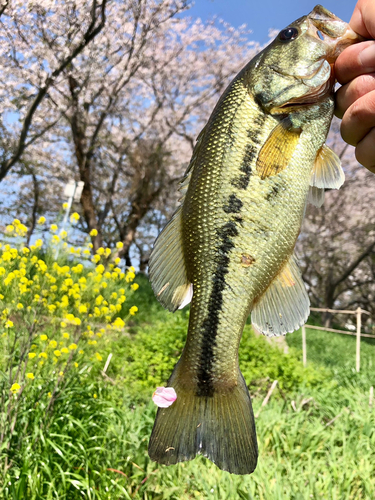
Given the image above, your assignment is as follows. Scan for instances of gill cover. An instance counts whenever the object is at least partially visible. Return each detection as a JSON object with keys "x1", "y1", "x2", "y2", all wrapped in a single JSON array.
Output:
[{"x1": 252, "y1": 5, "x2": 362, "y2": 113}]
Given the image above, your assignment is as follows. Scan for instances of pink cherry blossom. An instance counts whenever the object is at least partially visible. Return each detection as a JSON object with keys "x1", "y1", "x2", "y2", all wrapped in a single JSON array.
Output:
[{"x1": 152, "y1": 387, "x2": 177, "y2": 408}]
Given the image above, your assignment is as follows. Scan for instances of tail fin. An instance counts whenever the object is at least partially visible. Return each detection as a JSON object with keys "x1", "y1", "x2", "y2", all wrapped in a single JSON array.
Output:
[{"x1": 148, "y1": 371, "x2": 258, "y2": 475}]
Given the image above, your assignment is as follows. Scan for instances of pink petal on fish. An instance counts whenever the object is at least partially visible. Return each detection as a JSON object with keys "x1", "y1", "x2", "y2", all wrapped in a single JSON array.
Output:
[{"x1": 152, "y1": 387, "x2": 177, "y2": 408}]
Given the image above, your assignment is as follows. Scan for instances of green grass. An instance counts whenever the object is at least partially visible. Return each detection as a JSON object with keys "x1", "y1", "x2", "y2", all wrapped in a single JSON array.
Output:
[
  {"x1": 2, "y1": 274, "x2": 375, "y2": 498},
  {"x1": 287, "y1": 326, "x2": 375, "y2": 390},
  {"x1": 4, "y1": 386, "x2": 375, "y2": 499}
]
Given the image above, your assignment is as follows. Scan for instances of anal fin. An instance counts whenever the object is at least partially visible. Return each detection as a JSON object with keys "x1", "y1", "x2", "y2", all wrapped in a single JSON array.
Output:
[{"x1": 251, "y1": 254, "x2": 310, "y2": 336}]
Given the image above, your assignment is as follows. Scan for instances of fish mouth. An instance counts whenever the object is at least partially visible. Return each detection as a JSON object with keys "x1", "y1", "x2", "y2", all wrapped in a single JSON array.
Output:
[
  {"x1": 308, "y1": 4, "x2": 366, "y2": 62},
  {"x1": 270, "y1": 6, "x2": 365, "y2": 112}
]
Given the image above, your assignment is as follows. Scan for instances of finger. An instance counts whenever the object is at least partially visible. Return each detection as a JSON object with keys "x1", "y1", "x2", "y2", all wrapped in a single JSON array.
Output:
[
  {"x1": 355, "y1": 127, "x2": 375, "y2": 173},
  {"x1": 350, "y1": 0, "x2": 375, "y2": 39},
  {"x1": 335, "y1": 41, "x2": 375, "y2": 84},
  {"x1": 335, "y1": 72, "x2": 375, "y2": 119},
  {"x1": 340, "y1": 89, "x2": 375, "y2": 146}
]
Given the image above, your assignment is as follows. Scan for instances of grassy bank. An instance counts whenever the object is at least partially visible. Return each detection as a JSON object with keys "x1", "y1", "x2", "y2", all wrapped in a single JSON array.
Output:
[{"x1": 1, "y1": 235, "x2": 375, "y2": 498}]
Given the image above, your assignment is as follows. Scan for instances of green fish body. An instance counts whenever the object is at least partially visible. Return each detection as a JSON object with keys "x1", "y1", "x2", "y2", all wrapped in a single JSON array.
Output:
[{"x1": 148, "y1": 5, "x2": 362, "y2": 474}]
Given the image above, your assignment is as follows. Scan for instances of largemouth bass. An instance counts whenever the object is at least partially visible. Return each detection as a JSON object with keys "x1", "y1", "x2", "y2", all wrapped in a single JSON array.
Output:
[{"x1": 148, "y1": 5, "x2": 362, "y2": 475}]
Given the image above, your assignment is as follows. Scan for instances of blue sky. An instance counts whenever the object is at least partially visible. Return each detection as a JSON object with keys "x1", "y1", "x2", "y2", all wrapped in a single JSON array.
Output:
[{"x1": 186, "y1": 0, "x2": 357, "y2": 43}]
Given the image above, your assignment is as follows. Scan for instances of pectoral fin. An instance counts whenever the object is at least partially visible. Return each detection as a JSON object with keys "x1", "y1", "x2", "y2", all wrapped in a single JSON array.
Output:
[
  {"x1": 251, "y1": 255, "x2": 310, "y2": 336},
  {"x1": 256, "y1": 121, "x2": 301, "y2": 180}
]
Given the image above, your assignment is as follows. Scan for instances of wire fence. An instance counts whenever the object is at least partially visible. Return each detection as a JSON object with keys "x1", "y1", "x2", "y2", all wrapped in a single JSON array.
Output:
[{"x1": 302, "y1": 307, "x2": 374, "y2": 372}]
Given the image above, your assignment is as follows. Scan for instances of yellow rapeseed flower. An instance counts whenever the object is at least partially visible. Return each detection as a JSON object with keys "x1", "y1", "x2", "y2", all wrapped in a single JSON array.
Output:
[
  {"x1": 38, "y1": 352, "x2": 47, "y2": 359},
  {"x1": 116, "y1": 242, "x2": 123, "y2": 249},
  {"x1": 54, "y1": 350, "x2": 61, "y2": 357},
  {"x1": 37, "y1": 216, "x2": 46, "y2": 224},
  {"x1": 28, "y1": 352, "x2": 36, "y2": 359},
  {"x1": 96, "y1": 264, "x2": 105, "y2": 274},
  {"x1": 5, "y1": 320, "x2": 14, "y2": 328},
  {"x1": 92, "y1": 254, "x2": 100, "y2": 264},
  {"x1": 69, "y1": 343, "x2": 78, "y2": 350},
  {"x1": 112, "y1": 317, "x2": 125, "y2": 329},
  {"x1": 105, "y1": 248, "x2": 111, "y2": 257},
  {"x1": 52, "y1": 235, "x2": 60, "y2": 243},
  {"x1": 95, "y1": 353, "x2": 102, "y2": 362},
  {"x1": 129, "y1": 306, "x2": 138, "y2": 316},
  {"x1": 17, "y1": 303, "x2": 24, "y2": 309},
  {"x1": 40, "y1": 334, "x2": 48, "y2": 341},
  {"x1": 93, "y1": 394, "x2": 97, "y2": 399},
  {"x1": 70, "y1": 212, "x2": 80, "y2": 222},
  {"x1": 26, "y1": 373, "x2": 34, "y2": 380},
  {"x1": 59, "y1": 371, "x2": 64, "y2": 377},
  {"x1": 5, "y1": 225, "x2": 14, "y2": 233},
  {"x1": 126, "y1": 272, "x2": 135, "y2": 283},
  {"x1": 61, "y1": 347, "x2": 69, "y2": 354},
  {"x1": 62, "y1": 332, "x2": 70, "y2": 339},
  {"x1": 90, "y1": 229, "x2": 98, "y2": 237},
  {"x1": 50, "y1": 224, "x2": 58, "y2": 232},
  {"x1": 16, "y1": 224, "x2": 28, "y2": 235},
  {"x1": 10, "y1": 383, "x2": 21, "y2": 394},
  {"x1": 78, "y1": 305, "x2": 87, "y2": 314},
  {"x1": 131, "y1": 283, "x2": 139, "y2": 291},
  {"x1": 62, "y1": 202, "x2": 68, "y2": 209},
  {"x1": 49, "y1": 340, "x2": 57, "y2": 348}
]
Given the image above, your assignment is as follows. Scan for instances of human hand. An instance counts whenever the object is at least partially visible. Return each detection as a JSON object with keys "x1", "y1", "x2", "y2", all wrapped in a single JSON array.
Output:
[{"x1": 335, "y1": 0, "x2": 375, "y2": 173}]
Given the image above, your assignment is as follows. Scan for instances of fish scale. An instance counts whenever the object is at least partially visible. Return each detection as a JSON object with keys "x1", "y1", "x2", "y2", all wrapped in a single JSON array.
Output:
[{"x1": 148, "y1": 5, "x2": 362, "y2": 475}]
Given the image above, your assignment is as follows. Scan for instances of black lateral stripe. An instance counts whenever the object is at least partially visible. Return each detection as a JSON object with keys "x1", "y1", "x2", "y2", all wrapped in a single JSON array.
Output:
[
  {"x1": 223, "y1": 194, "x2": 243, "y2": 214},
  {"x1": 197, "y1": 221, "x2": 239, "y2": 397},
  {"x1": 231, "y1": 116, "x2": 266, "y2": 190}
]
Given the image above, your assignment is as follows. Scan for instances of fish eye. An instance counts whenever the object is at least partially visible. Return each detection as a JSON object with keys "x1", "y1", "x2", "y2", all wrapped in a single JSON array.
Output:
[{"x1": 279, "y1": 27, "x2": 299, "y2": 42}]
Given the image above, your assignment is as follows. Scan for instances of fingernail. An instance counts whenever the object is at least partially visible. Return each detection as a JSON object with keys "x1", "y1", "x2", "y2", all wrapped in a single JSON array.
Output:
[{"x1": 358, "y1": 42, "x2": 375, "y2": 70}]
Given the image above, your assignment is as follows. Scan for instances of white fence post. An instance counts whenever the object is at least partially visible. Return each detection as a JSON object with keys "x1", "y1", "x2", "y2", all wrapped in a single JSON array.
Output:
[
  {"x1": 302, "y1": 325, "x2": 307, "y2": 367},
  {"x1": 356, "y1": 307, "x2": 362, "y2": 373}
]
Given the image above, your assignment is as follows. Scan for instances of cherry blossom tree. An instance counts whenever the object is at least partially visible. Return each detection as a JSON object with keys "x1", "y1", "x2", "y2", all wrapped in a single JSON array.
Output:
[
  {"x1": 0, "y1": 0, "x2": 107, "y2": 182},
  {"x1": 0, "y1": 0, "x2": 259, "y2": 260}
]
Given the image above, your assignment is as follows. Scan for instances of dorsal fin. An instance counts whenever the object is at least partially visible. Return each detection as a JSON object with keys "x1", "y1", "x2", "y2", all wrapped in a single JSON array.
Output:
[
  {"x1": 251, "y1": 254, "x2": 310, "y2": 336},
  {"x1": 149, "y1": 127, "x2": 206, "y2": 311}
]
